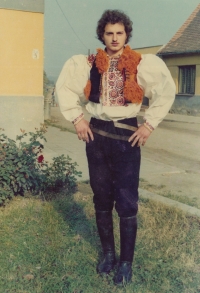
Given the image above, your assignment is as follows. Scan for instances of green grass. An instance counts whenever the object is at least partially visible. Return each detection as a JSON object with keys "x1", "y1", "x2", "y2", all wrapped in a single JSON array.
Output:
[
  {"x1": 0, "y1": 183, "x2": 200, "y2": 293},
  {"x1": 161, "y1": 191, "x2": 199, "y2": 208},
  {"x1": 139, "y1": 178, "x2": 200, "y2": 209}
]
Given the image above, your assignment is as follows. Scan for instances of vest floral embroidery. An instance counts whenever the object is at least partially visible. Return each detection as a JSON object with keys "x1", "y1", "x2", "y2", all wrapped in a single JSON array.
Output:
[
  {"x1": 102, "y1": 56, "x2": 125, "y2": 106},
  {"x1": 84, "y1": 45, "x2": 144, "y2": 105}
]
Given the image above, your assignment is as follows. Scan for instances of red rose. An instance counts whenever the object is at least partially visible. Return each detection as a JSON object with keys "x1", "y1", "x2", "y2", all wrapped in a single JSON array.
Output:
[{"x1": 37, "y1": 155, "x2": 44, "y2": 163}]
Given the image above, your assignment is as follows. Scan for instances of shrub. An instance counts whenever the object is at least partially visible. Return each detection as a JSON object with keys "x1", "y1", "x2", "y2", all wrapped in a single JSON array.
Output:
[{"x1": 0, "y1": 126, "x2": 82, "y2": 205}]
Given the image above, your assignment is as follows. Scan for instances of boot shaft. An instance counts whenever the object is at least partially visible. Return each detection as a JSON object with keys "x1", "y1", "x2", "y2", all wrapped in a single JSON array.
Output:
[
  {"x1": 96, "y1": 210, "x2": 115, "y2": 253},
  {"x1": 120, "y1": 216, "x2": 137, "y2": 262}
]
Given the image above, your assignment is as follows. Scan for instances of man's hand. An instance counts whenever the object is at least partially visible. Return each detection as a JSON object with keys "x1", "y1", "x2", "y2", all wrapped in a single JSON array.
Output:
[
  {"x1": 128, "y1": 124, "x2": 151, "y2": 147},
  {"x1": 74, "y1": 119, "x2": 94, "y2": 143}
]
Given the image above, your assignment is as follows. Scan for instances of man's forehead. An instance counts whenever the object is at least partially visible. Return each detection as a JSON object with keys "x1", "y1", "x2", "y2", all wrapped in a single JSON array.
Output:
[{"x1": 104, "y1": 23, "x2": 125, "y2": 32}]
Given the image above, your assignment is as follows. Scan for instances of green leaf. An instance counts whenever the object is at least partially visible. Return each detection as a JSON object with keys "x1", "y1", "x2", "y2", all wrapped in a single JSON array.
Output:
[{"x1": 31, "y1": 141, "x2": 41, "y2": 147}]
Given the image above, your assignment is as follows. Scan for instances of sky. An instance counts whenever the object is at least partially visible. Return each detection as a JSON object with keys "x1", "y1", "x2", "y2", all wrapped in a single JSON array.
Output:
[{"x1": 44, "y1": 0, "x2": 200, "y2": 81}]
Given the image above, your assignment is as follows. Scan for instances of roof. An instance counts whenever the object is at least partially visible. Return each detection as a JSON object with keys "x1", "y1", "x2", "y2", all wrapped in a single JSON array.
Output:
[
  {"x1": 158, "y1": 4, "x2": 200, "y2": 56},
  {"x1": 134, "y1": 45, "x2": 163, "y2": 55}
]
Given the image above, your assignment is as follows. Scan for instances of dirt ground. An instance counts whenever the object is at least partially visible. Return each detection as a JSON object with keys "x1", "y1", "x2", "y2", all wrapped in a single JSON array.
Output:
[{"x1": 48, "y1": 106, "x2": 200, "y2": 207}]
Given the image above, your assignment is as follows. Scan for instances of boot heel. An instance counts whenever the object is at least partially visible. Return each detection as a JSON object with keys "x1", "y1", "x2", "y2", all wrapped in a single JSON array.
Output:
[
  {"x1": 113, "y1": 216, "x2": 137, "y2": 285},
  {"x1": 97, "y1": 251, "x2": 115, "y2": 274},
  {"x1": 113, "y1": 261, "x2": 132, "y2": 285}
]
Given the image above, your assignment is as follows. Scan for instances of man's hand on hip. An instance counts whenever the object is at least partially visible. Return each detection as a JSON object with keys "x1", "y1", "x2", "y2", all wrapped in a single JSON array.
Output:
[
  {"x1": 128, "y1": 124, "x2": 151, "y2": 147},
  {"x1": 74, "y1": 119, "x2": 94, "y2": 143}
]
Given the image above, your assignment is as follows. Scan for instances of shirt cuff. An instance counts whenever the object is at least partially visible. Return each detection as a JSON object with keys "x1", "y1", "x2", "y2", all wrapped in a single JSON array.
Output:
[
  {"x1": 143, "y1": 119, "x2": 154, "y2": 131},
  {"x1": 72, "y1": 113, "x2": 84, "y2": 125}
]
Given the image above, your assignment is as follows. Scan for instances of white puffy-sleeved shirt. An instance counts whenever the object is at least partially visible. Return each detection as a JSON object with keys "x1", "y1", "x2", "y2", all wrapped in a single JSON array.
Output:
[{"x1": 56, "y1": 53, "x2": 176, "y2": 129}]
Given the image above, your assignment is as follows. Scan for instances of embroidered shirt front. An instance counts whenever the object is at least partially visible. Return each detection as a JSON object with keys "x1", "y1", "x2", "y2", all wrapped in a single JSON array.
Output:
[
  {"x1": 101, "y1": 56, "x2": 125, "y2": 106},
  {"x1": 56, "y1": 53, "x2": 176, "y2": 129}
]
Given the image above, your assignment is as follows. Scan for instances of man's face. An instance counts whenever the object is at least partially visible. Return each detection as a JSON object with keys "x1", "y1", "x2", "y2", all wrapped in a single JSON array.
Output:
[{"x1": 102, "y1": 23, "x2": 127, "y2": 56}]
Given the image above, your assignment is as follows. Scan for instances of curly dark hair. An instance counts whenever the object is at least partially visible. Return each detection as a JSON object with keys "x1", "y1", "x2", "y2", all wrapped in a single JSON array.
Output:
[{"x1": 96, "y1": 10, "x2": 133, "y2": 45}]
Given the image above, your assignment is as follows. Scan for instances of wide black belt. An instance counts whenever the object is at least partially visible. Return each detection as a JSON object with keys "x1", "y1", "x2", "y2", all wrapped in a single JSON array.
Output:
[{"x1": 90, "y1": 122, "x2": 138, "y2": 141}]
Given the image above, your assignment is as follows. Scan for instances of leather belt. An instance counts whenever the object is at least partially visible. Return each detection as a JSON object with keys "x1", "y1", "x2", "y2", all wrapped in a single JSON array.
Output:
[
  {"x1": 90, "y1": 123, "x2": 137, "y2": 141},
  {"x1": 113, "y1": 122, "x2": 138, "y2": 132}
]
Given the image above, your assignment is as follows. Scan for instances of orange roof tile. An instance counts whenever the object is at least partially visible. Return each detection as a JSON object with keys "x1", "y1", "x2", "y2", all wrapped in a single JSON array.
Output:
[{"x1": 158, "y1": 4, "x2": 200, "y2": 55}]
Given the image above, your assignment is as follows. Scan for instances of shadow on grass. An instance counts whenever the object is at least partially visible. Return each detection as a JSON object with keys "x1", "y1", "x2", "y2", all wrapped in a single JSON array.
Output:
[{"x1": 51, "y1": 187, "x2": 101, "y2": 257}]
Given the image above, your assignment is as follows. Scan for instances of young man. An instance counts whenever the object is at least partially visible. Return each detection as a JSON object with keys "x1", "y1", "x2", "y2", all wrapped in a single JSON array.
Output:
[{"x1": 56, "y1": 10, "x2": 175, "y2": 285}]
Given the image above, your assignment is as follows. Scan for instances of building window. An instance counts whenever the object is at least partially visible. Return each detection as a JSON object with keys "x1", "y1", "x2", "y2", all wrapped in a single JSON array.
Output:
[{"x1": 179, "y1": 65, "x2": 195, "y2": 94}]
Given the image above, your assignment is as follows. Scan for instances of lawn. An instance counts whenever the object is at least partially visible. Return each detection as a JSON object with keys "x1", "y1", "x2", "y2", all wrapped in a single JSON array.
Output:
[
  {"x1": 139, "y1": 178, "x2": 200, "y2": 209},
  {"x1": 0, "y1": 182, "x2": 200, "y2": 293}
]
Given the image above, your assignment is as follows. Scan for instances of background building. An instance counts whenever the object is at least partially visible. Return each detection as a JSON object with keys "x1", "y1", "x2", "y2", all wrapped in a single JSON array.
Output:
[
  {"x1": 135, "y1": 4, "x2": 200, "y2": 116},
  {"x1": 157, "y1": 3, "x2": 200, "y2": 116},
  {"x1": 0, "y1": 0, "x2": 44, "y2": 140},
  {"x1": 135, "y1": 45, "x2": 163, "y2": 55}
]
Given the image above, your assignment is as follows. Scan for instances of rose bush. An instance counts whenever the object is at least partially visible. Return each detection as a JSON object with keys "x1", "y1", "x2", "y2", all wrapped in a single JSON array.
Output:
[{"x1": 0, "y1": 125, "x2": 82, "y2": 205}]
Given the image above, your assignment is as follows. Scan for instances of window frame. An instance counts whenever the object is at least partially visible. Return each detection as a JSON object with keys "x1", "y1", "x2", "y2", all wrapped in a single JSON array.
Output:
[{"x1": 178, "y1": 65, "x2": 196, "y2": 95}]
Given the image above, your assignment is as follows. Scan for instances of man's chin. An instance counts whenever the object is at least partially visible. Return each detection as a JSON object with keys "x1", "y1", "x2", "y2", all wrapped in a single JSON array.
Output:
[
  {"x1": 111, "y1": 45, "x2": 120, "y2": 49},
  {"x1": 109, "y1": 46, "x2": 122, "y2": 52}
]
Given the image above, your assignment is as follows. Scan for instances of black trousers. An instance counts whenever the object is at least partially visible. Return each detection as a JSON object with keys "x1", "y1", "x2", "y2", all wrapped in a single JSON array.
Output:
[{"x1": 86, "y1": 117, "x2": 141, "y2": 218}]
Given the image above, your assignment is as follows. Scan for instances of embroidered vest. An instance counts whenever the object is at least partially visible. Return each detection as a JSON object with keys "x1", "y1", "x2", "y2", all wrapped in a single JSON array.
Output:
[
  {"x1": 84, "y1": 45, "x2": 144, "y2": 105},
  {"x1": 88, "y1": 60, "x2": 101, "y2": 104}
]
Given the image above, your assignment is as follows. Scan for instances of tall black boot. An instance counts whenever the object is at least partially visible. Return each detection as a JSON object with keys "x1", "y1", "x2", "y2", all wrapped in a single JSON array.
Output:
[
  {"x1": 96, "y1": 210, "x2": 115, "y2": 274},
  {"x1": 114, "y1": 216, "x2": 137, "y2": 285}
]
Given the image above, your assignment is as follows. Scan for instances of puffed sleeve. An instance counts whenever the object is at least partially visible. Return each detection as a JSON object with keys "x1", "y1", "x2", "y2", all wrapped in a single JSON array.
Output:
[
  {"x1": 137, "y1": 54, "x2": 176, "y2": 129},
  {"x1": 56, "y1": 55, "x2": 91, "y2": 122}
]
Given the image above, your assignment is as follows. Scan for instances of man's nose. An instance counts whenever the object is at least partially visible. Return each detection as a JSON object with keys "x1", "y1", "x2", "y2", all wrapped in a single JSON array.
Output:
[{"x1": 112, "y1": 33, "x2": 117, "y2": 41}]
